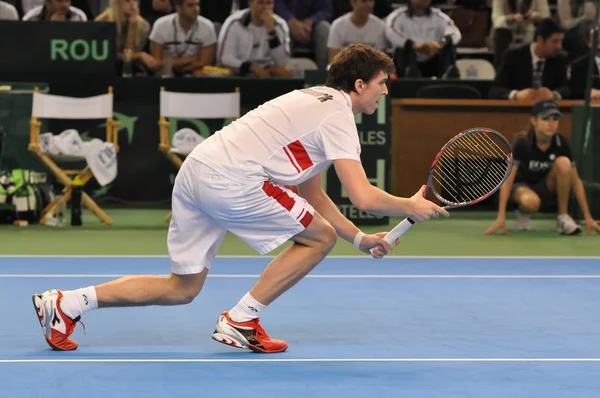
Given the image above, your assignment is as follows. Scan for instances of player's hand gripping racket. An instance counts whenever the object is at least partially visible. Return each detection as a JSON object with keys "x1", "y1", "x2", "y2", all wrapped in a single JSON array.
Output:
[{"x1": 370, "y1": 127, "x2": 513, "y2": 254}]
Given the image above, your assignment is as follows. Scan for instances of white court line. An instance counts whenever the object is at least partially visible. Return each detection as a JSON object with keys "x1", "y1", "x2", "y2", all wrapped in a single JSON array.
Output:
[
  {"x1": 2, "y1": 274, "x2": 600, "y2": 279},
  {"x1": 1, "y1": 358, "x2": 600, "y2": 364},
  {"x1": 0, "y1": 255, "x2": 599, "y2": 259}
]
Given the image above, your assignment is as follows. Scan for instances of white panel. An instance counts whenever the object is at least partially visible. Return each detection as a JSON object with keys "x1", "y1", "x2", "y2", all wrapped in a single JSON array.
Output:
[
  {"x1": 160, "y1": 91, "x2": 240, "y2": 118},
  {"x1": 32, "y1": 93, "x2": 113, "y2": 119}
]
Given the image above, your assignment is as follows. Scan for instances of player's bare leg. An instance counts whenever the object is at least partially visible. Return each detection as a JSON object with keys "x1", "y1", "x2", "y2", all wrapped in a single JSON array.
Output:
[
  {"x1": 545, "y1": 156, "x2": 581, "y2": 234},
  {"x1": 212, "y1": 212, "x2": 337, "y2": 353},
  {"x1": 249, "y1": 212, "x2": 337, "y2": 305},
  {"x1": 31, "y1": 270, "x2": 209, "y2": 351},
  {"x1": 95, "y1": 270, "x2": 209, "y2": 307}
]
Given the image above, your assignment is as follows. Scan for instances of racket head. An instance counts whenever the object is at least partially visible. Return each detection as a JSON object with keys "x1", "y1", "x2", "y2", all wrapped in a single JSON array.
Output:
[{"x1": 426, "y1": 127, "x2": 513, "y2": 208}]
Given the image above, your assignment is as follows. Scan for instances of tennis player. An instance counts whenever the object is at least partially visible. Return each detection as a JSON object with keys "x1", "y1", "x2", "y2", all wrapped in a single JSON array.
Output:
[
  {"x1": 32, "y1": 44, "x2": 448, "y2": 354},
  {"x1": 484, "y1": 99, "x2": 600, "y2": 235}
]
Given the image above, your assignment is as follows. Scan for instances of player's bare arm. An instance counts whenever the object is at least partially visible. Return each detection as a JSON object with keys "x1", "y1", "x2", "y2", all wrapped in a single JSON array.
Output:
[
  {"x1": 333, "y1": 159, "x2": 448, "y2": 221},
  {"x1": 297, "y1": 173, "x2": 392, "y2": 257}
]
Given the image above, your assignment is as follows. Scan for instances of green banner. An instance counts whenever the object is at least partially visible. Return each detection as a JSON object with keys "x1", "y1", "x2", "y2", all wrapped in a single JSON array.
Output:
[{"x1": 0, "y1": 21, "x2": 116, "y2": 77}]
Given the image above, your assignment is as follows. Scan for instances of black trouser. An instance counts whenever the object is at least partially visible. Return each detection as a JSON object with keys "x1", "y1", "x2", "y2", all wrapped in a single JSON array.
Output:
[{"x1": 394, "y1": 40, "x2": 457, "y2": 78}]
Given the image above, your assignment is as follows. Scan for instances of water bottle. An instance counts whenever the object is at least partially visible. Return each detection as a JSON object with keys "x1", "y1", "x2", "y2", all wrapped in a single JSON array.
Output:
[
  {"x1": 122, "y1": 47, "x2": 133, "y2": 78},
  {"x1": 161, "y1": 54, "x2": 173, "y2": 78}
]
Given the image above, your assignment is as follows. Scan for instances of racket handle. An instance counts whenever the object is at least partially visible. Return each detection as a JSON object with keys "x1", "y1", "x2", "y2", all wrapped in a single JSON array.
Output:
[{"x1": 369, "y1": 218, "x2": 415, "y2": 255}]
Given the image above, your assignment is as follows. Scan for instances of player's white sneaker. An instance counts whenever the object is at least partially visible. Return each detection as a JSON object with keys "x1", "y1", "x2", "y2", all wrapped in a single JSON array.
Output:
[
  {"x1": 32, "y1": 290, "x2": 84, "y2": 351},
  {"x1": 515, "y1": 209, "x2": 533, "y2": 231},
  {"x1": 211, "y1": 311, "x2": 288, "y2": 353},
  {"x1": 557, "y1": 214, "x2": 582, "y2": 235}
]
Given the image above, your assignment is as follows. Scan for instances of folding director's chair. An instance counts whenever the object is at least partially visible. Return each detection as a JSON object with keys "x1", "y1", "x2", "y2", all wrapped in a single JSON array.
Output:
[
  {"x1": 28, "y1": 87, "x2": 119, "y2": 225},
  {"x1": 158, "y1": 87, "x2": 241, "y2": 222}
]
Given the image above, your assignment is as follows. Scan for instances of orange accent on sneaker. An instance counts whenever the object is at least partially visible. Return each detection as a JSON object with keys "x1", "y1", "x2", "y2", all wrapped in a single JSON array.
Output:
[
  {"x1": 223, "y1": 312, "x2": 288, "y2": 353},
  {"x1": 33, "y1": 291, "x2": 84, "y2": 351}
]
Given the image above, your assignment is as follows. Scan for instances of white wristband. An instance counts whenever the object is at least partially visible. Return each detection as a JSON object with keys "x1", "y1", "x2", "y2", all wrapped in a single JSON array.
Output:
[{"x1": 353, "y1": 231, "x2": 365, "y2": 249}]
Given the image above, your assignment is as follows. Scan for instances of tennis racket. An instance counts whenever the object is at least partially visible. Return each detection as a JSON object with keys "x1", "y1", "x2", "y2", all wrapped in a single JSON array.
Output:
[{"x1": 371, "y1": 127, "x2": 513, "y2": 254}]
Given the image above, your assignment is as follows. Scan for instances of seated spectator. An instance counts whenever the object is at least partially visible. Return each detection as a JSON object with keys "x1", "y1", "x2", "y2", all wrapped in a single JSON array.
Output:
[
  {"x1": 218, "y1": 0, "x2": 292, "y2": 77},
  {"x1": 385, "y1": 0, "x2": 461, "y2": 78},
  {"x1": 491, "y1": 0, "x2": 550, "y2": 66},
  {"x1": 489, "y1": 18, "x2": 569, "y2": 100},
  {"x1": 96, "y1": 0, "x2": 158, "y2": 75},
  {"x1": 0, "y1": 0, "x2": 18, "y2": 19},
  {"x1": 569, "y1": 28, "x2": 600, "y2": 100},
  {"x1": 484, "y1": 99, "x2": 600, "y2": 236},
  {"x1": 23, "y1": 0, "x2": 87, "y2": 20},
  {"x1": 559, "y1": 0, "x2": 596, "y2": 61},
  {"x1": 327, "y1": 0, "x2": 389, "y2": 64},
  {"x1": 275, "y1": 0, "x2": 331, "y2": 70},
  {"x1": 149, "y1": 0, "x2": 217, "y2": 77}
]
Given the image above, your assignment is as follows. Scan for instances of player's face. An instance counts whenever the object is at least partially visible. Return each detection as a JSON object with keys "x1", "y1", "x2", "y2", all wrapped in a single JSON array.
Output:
[
  {"x1": 533, "y1": 115, "x2": 559, "y2": 137},
  {"x1": 356, "y1": 71, "x2": 389, "y2": 114}
]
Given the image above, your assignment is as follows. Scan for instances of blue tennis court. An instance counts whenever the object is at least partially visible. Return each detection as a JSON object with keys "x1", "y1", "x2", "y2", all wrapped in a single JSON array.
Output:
[{"x1": 1, "y1": 255, "x2": 599, "y2": 397}]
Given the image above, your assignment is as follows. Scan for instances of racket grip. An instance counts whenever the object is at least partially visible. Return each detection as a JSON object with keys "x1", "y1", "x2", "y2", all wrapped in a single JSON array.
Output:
[{"x1": 369, "y1": 218, "x2": 415, "y2": 255}]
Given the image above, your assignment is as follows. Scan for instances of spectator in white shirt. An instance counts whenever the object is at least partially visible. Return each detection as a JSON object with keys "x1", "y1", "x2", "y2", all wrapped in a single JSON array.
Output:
[
  {"x1": 386, "y1": 0, "x2": 461, "y2": 78},
  {"x1": 327, "y1": 0, "x2": 389, "y2": 64},
  {"x1": 149, "y1": 0, "x2": 217, "y2": 76},
  {"x1": 218, "y1": 0, "x2": 292, "y2": 77},
  {"x1": 23, "y1": 0, "x2": 87, "y2": 20}
]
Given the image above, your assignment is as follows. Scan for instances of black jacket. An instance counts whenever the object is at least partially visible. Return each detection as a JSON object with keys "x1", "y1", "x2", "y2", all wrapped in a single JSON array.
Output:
[
  {"x1": 569, "y1": 52, "x2": 600, "y2": 99},
  {"x1": 489, "y1": 44, "x2": 570, "y2": 99}
]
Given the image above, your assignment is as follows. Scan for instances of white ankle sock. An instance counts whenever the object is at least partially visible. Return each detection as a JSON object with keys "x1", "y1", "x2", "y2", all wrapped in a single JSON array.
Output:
[
  {"x1": 228, "y1": 292, "x2": 267, "y2": 322},
  {"x1": 60, "y1": 287, "x2": 98, "y2": 319}
]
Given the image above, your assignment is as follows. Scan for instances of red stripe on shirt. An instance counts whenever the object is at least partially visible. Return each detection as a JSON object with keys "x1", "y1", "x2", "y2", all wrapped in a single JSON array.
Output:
[
  {"x1": 287, "y1": 140, "x2": 313, "y2": 171},
  {"x1": 283, "y1": 146, "x2": 301, "y2": 173}
]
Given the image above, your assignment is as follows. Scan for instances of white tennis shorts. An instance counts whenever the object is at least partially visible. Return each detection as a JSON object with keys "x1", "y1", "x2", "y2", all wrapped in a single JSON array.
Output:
[{"x1": 168, "y1": 158, "x2": 315, "y2": 275}]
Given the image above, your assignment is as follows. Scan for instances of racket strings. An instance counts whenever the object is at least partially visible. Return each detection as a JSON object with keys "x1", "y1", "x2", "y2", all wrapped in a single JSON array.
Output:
[
  {"x1": 433, "y1": 130, "x2": 511, "y2": 204},
  {"x1": 450, "y1": 134, "x2": 510, "y2": 200},
  {"x1": 433, "y1": 147, "x2": 500, "y2": 201}
]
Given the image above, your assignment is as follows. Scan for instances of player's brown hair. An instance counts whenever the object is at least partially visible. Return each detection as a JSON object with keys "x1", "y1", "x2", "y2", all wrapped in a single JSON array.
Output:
[{"x1": 325, "y1": 44, "x2": 396, "y2": 93}]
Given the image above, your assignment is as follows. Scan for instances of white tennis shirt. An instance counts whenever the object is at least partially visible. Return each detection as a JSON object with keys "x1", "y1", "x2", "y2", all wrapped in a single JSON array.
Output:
[{"x1": 189, "y1": 86, "x2": 362, "y2": 186}]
